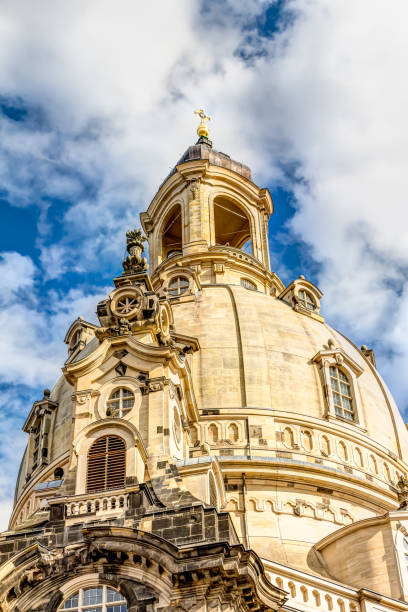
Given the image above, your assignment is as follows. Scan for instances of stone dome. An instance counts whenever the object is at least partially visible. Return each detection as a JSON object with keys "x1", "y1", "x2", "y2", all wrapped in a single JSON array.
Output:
[
  {"x1": 173, "y1": 284, "x2": 407, "y2": 458},
  {"x1": 167, "y1": 283, "x2": 408, "y2": 570},
  {"x1": 8, "y1": 138, "x2": 408, "y2": 606}
]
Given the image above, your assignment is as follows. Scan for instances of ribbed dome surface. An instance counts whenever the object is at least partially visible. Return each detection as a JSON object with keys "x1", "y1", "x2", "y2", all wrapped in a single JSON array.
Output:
[{"x1": 172, "y1": 284, "x2": 408, "y2": 461}]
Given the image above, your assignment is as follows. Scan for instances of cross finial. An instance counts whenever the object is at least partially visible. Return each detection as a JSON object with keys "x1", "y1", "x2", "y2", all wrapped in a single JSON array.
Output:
[{"x1": 194, "y1": 109, "x2": 211, "y2": 139}]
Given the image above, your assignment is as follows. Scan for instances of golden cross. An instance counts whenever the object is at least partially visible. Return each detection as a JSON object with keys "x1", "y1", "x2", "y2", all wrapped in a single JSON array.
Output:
[{"x1": 194, "y1": 108, "x2": 211, "y2": 138}]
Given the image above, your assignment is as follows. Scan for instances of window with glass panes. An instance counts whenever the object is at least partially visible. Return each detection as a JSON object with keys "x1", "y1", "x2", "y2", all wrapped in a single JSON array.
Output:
[
  {"x1": 106, "y1": 388, "x2": 134, "y2": 418},
  {"x1": 298, "y1": 290, "x2": 315, "y2": 311},
  {"x1": 60, "y1": 586, "x2": 127, "y2": 612},
  {"x1": 168, "y1": 276, "x2": 189, "y2": 297},
  {"x1": 329, "y1": 366, "x2": 355, "y2": 421},
  {"x1": 240, "y1": 278, "x2": 256, "y2": 291}
]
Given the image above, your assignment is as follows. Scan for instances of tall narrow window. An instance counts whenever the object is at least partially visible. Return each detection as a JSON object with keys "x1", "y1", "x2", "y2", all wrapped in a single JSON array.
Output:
[
  {"x1": 87, "y1": 435, "x2": 126, "y2": 493},
  {"x1": 329, "y1": 366, "x2": 355, "y2": 421},
  {"x1": 214, "y1": 197, "x2": 252, "y2": 254},
  {"x1": 162, "y1": 204, "x2": 182, "y2": 260}
]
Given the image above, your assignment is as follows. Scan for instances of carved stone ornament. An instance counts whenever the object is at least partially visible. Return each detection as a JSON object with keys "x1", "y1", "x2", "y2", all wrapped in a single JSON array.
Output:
[
  {"x1": 397, "y1": 474, "x2": 408, "y2": 509},
  {"x1": 122, "y1": 228, "x2": 148, "y2": 274},
  {"x1": 188, "y1": 178, "x2": 201, "y2": 200},
  {"x1": 73, "y1": 391, "x2": 92, "y2": 416},
  {"x1": 95, "y1": 318, "x2": 132, "y2": 340}
]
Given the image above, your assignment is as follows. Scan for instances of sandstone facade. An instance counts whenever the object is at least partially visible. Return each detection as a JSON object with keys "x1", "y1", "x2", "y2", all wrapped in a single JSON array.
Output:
[{"x1": 1, "y1": 133, "x2": 408, "y2": 612}]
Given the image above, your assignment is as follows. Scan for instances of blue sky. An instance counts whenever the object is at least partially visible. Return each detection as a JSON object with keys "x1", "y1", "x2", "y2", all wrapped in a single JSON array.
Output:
[{"x1": 1, "y1": 0, "x2": 408, "y2": 529}]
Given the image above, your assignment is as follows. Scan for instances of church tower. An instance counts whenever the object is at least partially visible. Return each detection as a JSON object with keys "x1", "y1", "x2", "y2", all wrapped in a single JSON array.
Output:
[
  {"x1": 140, "y1": 109, "x2": 280, "y2": 296},
  {"x1": 2, "y1": 113, "x2": 408, "y2": 612}
]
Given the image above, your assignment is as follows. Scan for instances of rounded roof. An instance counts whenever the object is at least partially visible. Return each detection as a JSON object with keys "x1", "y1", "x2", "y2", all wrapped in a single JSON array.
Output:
[
  {"x1": 158, "y1": 136, "x2": 252, "y2": 191},
  {"x1": 171, "y1": 284, "x2": 408, "y2": 463},
  {"x1": 13, "y1": 282, "x2": 408, "y2": 515}
]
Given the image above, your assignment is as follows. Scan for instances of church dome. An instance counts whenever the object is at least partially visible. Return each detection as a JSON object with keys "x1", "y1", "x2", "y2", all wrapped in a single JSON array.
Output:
[
  {"x1": 162, "y1": 281, "x2": 408, "y2": 569},
  {"x1": 6, "y1": 124, "x2": 408, "y2": 609}
]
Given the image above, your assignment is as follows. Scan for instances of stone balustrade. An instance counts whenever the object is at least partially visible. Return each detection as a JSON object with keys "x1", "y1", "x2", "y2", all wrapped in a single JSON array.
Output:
[{"x1": 65, "y1": 491, "x2": 129, "y2": 517}]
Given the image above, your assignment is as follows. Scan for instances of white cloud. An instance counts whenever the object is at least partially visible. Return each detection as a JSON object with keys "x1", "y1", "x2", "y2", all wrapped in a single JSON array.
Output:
[
  {"x1": 0, "y1": 252, "x2": 106, "y2": 386},
  {"x1": 0, "y1": 252, "x2": 107, "y2": 529}
]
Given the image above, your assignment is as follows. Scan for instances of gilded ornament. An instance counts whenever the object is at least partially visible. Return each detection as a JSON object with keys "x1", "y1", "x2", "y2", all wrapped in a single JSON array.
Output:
[{"x1": 194, "y1": 108, "x2": 210, "y2": 138}]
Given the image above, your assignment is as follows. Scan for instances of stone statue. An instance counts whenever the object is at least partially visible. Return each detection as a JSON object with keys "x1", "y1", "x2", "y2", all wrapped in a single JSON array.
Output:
[
  {"x1": 122, "y1": 229, "x2": 148, "y2": 274},
  {"x1": 397, "y1": 474, "x2": 408, "y2": 509}
]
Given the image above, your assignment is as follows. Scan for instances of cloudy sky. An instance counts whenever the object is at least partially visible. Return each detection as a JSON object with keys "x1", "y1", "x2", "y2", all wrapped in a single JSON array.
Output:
[{"x1": 1, "y1": 0, "x2": 408, "y2": 529}]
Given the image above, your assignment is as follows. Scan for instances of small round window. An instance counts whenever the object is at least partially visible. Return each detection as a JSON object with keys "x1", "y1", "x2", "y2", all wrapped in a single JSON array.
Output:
[
  {"x1": 298, "y1": 289, "x2": 315, "y2": 311},
  {"x1": 168, "y1": 276, "x2": 189, "y2": 297},
  {"x1": 106, "y1": 388, "x2": 135, "y2": 418},
  {"x1": 60, "y1": 586, "x2": 127, "y2": 611}
]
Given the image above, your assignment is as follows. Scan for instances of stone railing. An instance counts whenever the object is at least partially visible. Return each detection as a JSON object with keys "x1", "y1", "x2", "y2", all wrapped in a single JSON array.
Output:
[
  {"x1": 65, "y1": 490, "x2": 130, "y2": 517},
  {"x1": 208, "y1": 245, "x2": 263, "y2": 268}
]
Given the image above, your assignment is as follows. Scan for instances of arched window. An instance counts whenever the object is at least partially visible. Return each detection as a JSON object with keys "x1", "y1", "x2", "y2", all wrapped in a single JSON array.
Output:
[
  {"x1": 240, "y1": 278, "x2": 257, "y2": 291},
  {"x1": 69, "y1": 329, "x2": 82, "y2": 354},
  {"x1": 369, "y1": 454, "x2": 378, "y2": 474},
  {"x1": 329, "y1": 366, "x2": 355, "y2": 421},
  {"x1": 54, "y1": 466, "x2": 64, "y2": 479},
  {"x1": 320, "y1": 435, "x2": 331, "y2": 456},
  {"x1": 302, "y1": 430, "x2": 313, "y2": 451},
  {"x1": 190, "y1": 425, "x2": 198, "y2": 445},
  {"x1": 161, "y1": 204, "x2": 182, "y2": 260},
  {"x1": 87, "y1": 436, "x2": 126, "y2": 493},
  {"x1": 227, "y1": 423, "x2": 239, "y2": 442},
  {"x1": 214, "y1": 197, "x2": 252, "y2": 254},
  {"x1": 168, "y1": 276, "x2": 189, "y2": 297},
  {"x1": 354, "y1": 447, "x2": 364, "y2": 468},
  {"x1": 106, "y1": 388, "x2": 135, "y2": 418},
  {"x1": 338, "y1": 441, "x2": 348, "y2": 462},
  {"x1": 283, "y1": 427, "x2": 295, "y2": 449},
  {"x1": 298, "y1": 289, "x2": 316, "y2": 311},
  {"x1": 60, "y1": 586, "x2": 127, "y2": 611},
  {"x1": 208, "y1": 424, "x2": 219, "y2": 444}
]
